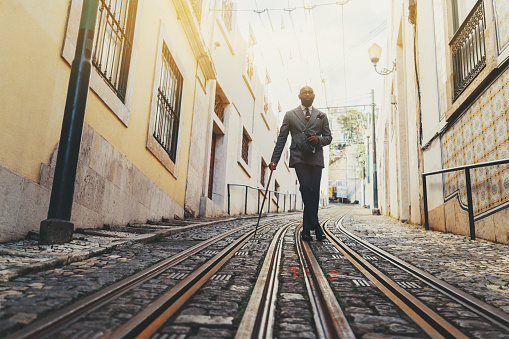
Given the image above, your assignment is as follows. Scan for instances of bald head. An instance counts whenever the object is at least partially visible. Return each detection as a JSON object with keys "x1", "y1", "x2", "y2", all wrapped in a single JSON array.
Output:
[{"x1": 298, "y1": 86, "x2": 315, "y2": 107}]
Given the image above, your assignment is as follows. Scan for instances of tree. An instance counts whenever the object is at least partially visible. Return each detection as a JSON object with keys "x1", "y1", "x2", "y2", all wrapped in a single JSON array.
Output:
[{"x1": 337, "y1": 109, "x2": 368, "y2": 143}]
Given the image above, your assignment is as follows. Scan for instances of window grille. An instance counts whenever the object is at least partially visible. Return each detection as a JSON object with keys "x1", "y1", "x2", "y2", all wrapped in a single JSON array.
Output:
[
  {"x1": 222, "y1": 0, "x2": 233, "y2": 31},
  {"x1": 92, "y1": 0, "x2": 138, "y2": 103},
  {"x1": 153, "y1": 43, "x2": 184, "y2": 162},
  {"x1": 214, "y1": 95, "x2": 225, "y2": 122},
  {"x1": 450, "y1": 0, "x2": 485, "y2": 101},
  {"x1": 242, "y1": 131, "x2": 249, "y2": 164}
]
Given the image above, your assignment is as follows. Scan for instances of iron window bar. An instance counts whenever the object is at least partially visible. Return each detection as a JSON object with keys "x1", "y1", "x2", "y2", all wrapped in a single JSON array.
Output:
[
  {"x1": 422, "y1": 158, "x2": 509, "y2": 240},
  {"x1": 241, "y1": 132, "x2": 249, "y2": 164},
  {"x1": 227, "y1": 184, "x2": 297, "y2": 215},
  {"x1": 449, "y1": 0, "x2": 486, "y2": 101},
  {"x1": 153, "y1": 43, "x2": 183, "y2": 162},
  {"x1": 92, "y1": 0, "x2": 138, "y2": 103},
  {"x1": 214, "y1": 95, "x2": 226, "y2": 122}
]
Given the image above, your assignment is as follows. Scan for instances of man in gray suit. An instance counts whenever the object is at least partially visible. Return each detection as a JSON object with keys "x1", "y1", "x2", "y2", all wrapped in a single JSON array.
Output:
[{"x1": 269, "y1": 86, "x2": 332, "y2": 241}]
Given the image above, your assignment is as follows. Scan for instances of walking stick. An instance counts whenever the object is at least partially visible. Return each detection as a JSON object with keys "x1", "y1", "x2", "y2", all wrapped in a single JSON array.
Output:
[{"x1": 254, "y1": 168, "x2": 274, "y2": 238}]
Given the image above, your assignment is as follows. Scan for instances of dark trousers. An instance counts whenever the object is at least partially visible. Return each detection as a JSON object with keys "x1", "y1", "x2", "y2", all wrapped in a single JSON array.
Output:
[{"x1": 293, "y1": 163, "x2": 322, "y2": 231}]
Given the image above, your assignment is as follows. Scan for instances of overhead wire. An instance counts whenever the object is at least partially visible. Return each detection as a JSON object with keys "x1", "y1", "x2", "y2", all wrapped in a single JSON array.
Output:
[
  {"x1": 210, "y1": 1, "x2": 352, "y2": 13},
  {"x1": 321, "y1": 21, "x2": 386, "y2": 73}
]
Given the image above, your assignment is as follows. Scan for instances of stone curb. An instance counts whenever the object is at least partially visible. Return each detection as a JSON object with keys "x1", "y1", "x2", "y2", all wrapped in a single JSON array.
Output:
[
  {"x1": 0, "y1": 210, "x2": 301, "y2": 282},
  {"x1": 0, "y1": 217, "x2": 241, "y2": 282}
]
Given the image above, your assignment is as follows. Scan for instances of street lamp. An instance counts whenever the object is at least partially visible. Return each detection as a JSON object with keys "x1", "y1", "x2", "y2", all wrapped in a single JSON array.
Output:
[{"x1": 368, "y1": 43, "x2": 396, "y2": 76}]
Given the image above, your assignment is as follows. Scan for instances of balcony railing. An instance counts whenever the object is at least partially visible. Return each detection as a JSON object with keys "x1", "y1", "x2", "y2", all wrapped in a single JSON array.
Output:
[{"x1": 450, "y1": 0, "x2": 486, "y2": 101}]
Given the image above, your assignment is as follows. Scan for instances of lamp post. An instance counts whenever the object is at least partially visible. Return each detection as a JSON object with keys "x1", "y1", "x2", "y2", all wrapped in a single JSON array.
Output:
[
  {"x1": 366, "y1": 43, "x2": 395, "y2": 213},
  {"x1": 368, "y1": 43, "x2": 396, "y2": 76},
  {"x1": 370, "y1": 89, "x2": 378, "y2": 210}
]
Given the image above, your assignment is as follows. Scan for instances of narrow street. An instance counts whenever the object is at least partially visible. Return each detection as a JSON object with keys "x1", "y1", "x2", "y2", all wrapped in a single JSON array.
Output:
[{"x1": 1, "y1": 205, "x2": 508, "y2": 338}]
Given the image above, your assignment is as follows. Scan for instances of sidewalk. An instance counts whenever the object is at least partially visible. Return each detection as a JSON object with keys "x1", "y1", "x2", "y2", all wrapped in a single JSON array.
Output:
[
  {"x1": 341, "y1": 206, "x2": 509, "y2": 315},
  {"x1": 0, "y1": 216, "x2": 238, "y2": 282}
]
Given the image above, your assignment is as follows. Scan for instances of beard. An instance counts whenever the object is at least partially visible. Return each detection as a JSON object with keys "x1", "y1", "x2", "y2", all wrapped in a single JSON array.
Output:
[{"x1": 300, "y1": 98, "x2": 314, "y2": 107}]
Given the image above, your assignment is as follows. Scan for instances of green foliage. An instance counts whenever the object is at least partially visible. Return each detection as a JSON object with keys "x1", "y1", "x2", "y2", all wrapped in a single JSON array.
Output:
[{"x1": 337, "y1": 109, "x2": 368, "y2": 142}]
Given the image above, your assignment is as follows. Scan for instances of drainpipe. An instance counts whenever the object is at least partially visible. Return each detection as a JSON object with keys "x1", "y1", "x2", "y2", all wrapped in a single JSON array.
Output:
[{"x1": 40, "y1": 0, "x2": 99, "y2": 244}]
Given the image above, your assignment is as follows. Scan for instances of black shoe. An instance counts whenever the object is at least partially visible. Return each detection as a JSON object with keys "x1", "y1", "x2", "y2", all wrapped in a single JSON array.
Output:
[
  {"x1": 301, "y1": 229, "x2": 312, "y2": 241},
  {"x1": 315, "y1": 226, "x2": 325, "y2": 241}
]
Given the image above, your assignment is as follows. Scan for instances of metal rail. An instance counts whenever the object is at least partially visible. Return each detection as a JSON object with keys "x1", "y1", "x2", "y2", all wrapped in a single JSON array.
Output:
[
  {"x1": 106, "y1": 221, "x2": 292, "y2": 338},
  {"x1": 297, "y1": 222, "x2": 355, "y2": 339},
  {"x1": 235, "y1": 222, "x2": 294, "y2": 338},
  {"x1": 336, "y1": 214, "x2": 509, "y2": 332},
  {"x1": 324, "y1": 214, "x2": 469, "y2": 338},
  {"x1": 5, "y1": 220, "x2": 275, "y2": 339},
  {"x1": 422, "y1": 157, "x2": 509, "y2": 240}
]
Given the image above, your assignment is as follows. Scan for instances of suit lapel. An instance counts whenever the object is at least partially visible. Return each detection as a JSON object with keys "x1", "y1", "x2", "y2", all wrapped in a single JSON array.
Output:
[{"x1": 293, "y1": 107, "x2": 308, "y2": 126}]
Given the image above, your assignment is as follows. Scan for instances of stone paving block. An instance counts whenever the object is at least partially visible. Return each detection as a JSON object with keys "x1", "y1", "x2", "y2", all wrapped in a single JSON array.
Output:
[{"x1": 174, "y1": 315, "x2": 234, "y2": 326}]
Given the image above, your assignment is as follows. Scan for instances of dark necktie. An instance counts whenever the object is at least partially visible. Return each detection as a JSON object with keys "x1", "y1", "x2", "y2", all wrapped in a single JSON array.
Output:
[{"x1": 305, "y1": 108, "x2": 311, "y2": 119}]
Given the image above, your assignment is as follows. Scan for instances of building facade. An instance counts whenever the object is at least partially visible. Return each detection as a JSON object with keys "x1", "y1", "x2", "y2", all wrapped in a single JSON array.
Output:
[
  {"x1": 378, "y1": 0, "x2": 509, "y2": 243},
  {"x1": 0, "y1": 0, "x2": 323, "y2": 242}
]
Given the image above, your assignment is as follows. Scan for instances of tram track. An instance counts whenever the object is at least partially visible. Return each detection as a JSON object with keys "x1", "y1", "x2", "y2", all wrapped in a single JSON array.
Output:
[
  {"x1": 318, "y1": 211, "x2": 509, "y2": 338},
  {"x1": 5, "y1": 218, "x2": 285, "y2": 339},
  {"x1": 236, "y1": 207, "x2": 354, "y2": 339}
]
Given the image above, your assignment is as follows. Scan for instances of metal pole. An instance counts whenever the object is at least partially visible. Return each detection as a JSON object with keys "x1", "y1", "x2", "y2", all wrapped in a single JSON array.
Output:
[
  {"x1": 277, "y1": 193, "x2": 279, "y2": 213},
  {"x1": 257, "y1": 189, "x2": 260, "y2": 214},
  {"x1": 371, "y1": 89, "x2": 378, "y2": 209},
  {"x1": 284, "y1": 194, "x2": 286, "y2": 212},
  {"x1": 363, "y1": 167, "x2": 366, "y2": 206},
  {"x1": 40, "y1": 0, "x2": 99, "y2": 244},
  {"x1": 228, "y1": 184, "x2": 231, "y2": 215},
  {"x1": 422, "y1": 174, "x2": 429, "y2": 230},
  {"x1": 245, "y1": 186, "x2": 248, "y2": 214},
  {"x1": 465, "y1": 169, "x2": 476, "y2": 240},
  {"x1": 268, "y1": 192, "x2": 271, "y2": 214}
]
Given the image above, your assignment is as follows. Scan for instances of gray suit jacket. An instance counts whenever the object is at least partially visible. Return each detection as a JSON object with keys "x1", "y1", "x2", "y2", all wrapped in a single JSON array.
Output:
[{"x1": 271, "y1": 106, "x2": 332, "y2": 168}]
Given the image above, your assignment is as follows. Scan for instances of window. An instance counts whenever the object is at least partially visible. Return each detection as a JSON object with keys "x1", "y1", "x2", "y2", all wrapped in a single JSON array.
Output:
[
  {"x1": 264, "y1": 72, "x2": 270, "y2": 114},
  {"x1": 246, "y1": 34, "x2": 255, "y2": 80},
  {"x1": 222, "y1": 0, "x2": 233, "y2": 31},
  {"x1": 93, "y1": 0, "x2": 138, "y2": 103},
  {"x1": 451, "y1": 0, "x2": 477, "y2": 32},
  {"x1": 261, "y1": 159, "x2": 267, "y2": 186},
  {"x1": 214, "y1": 95, "x2": 226, "y2": 122},
  {"x1": 242, "y1": 130, "x2": 250, "y2": 164},
  {"x1": 191, "y1": 0, "x2": 203, "y2": 24},
  {"x1": 153, "y1": 43, "x2": 184, "y2": 162}
]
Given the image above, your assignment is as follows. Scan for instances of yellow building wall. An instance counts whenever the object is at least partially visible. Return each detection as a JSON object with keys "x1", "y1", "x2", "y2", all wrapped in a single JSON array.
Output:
[
  {"x1": 0, "y1": 1, "x2": 70, "y2": 182},
  {"x1": 1, "y1": 0, "x2": 197, "y2": 209}
]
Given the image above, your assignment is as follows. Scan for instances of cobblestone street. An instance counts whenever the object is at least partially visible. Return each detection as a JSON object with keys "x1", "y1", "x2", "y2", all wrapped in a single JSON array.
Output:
[{"x1": 0, "y1": 206, "x2": 508, "y2": 338}]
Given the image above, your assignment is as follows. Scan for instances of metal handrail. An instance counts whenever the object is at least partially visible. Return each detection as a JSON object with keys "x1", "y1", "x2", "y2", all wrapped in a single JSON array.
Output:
[
  {"x1": 227, "y1": 183, "x2": 297, "y2": 215},
  {"x1": 422, "y1": 158, "x2": 509, "y2": 240}
]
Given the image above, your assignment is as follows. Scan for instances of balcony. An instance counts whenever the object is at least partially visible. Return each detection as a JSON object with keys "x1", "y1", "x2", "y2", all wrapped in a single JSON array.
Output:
[{"x1": 449, "y1": 0, "x2": 486, "y2": 101}]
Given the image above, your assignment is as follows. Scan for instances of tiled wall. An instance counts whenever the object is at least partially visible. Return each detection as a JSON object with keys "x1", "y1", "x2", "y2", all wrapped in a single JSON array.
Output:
[
  {"x1": 442, "y1": 66, "x2": 509, "y2": 220},
  {"x1": 493, "y1": 0, "x2": 509, "y2": 55}
]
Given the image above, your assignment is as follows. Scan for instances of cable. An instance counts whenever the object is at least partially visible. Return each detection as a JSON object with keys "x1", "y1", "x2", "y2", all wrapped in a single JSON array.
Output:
[{"x1": 210, "y1": 1, "x2": 352, "y2": 13}]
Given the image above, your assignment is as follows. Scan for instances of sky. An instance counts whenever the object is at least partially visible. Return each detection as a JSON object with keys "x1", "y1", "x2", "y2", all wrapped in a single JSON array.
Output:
[{"x1": 233, "y1": 0, "x2": 390, "y2": 114}]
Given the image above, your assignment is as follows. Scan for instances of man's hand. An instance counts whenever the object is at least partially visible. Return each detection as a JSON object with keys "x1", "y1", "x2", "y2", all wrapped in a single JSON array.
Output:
[
  {"x1": 307, "y1": 135, "x2": 319, "y2": 146},
  {"x1": 269, "y1": 162, "x2": 277, "y2": 171}
]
